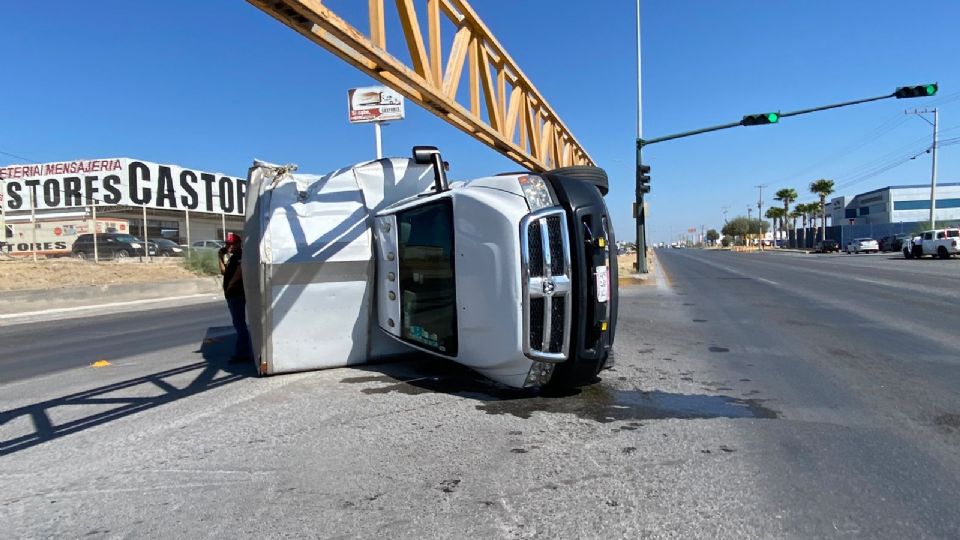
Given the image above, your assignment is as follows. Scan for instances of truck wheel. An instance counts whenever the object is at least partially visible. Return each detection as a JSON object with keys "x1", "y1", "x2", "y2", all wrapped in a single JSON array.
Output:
[
  {"x1": 912, "y1": 246, "x2": 923, "y2": 259},
  {"x1": 74, "y1": 251, "x2": 86, "y2": 261},
  {"x1": 938, "y1": 246, "x2": 949, "y2": 259},
  {"x1": 544, "y1": 166, "x2": 609, "y2": 196},
  {"x1": 903, "y1": 248, "x2": 913, "y2": 259},
  {"x1": 115, "y1": 249, "x2": 129, "y2": 261}
]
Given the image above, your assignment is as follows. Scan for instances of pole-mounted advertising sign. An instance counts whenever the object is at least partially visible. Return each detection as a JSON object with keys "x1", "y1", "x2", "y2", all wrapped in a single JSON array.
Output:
[{"x1": 347, "y1": 86, "x2": 405, "y2": 124}]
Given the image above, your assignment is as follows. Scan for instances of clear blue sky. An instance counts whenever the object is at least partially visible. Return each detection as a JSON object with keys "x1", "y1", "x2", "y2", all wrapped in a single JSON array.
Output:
[{"x1": 2, "y1": 1, "x2": 958, "y2": 243}]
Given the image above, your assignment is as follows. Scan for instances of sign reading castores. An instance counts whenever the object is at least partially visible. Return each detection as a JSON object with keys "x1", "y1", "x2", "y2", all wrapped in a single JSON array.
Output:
[{"x1": 0, "y1": 158, "x2": 246, "y2": 215}]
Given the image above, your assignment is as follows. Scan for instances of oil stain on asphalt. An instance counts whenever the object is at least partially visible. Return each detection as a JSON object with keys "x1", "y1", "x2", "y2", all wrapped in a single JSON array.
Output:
[{"x1": 341, "y1": 359, "x2": 778, "y2": 423}]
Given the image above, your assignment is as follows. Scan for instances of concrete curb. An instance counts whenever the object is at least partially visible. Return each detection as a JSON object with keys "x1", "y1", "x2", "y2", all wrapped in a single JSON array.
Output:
[{"x1": 0, "y1": 278, "x2": 222, "y2": 316}]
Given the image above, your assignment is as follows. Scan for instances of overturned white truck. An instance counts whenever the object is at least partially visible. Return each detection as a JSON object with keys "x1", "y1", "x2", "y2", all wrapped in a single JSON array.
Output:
[{"x1": 242, "y1": 147, "x2": 617, "y2": 389}]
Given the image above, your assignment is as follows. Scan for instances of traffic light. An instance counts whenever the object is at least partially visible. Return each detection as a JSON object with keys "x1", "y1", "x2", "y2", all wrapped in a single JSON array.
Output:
[
  {"x1": 637, "y1": 164, "x2": 651, "y2": 194},
  {"x1": 741, "y1": 112, "x2": 780, "y2": 126},
  {"x1": 895, "y1": 83, "x2": 937, "y2": 99}
]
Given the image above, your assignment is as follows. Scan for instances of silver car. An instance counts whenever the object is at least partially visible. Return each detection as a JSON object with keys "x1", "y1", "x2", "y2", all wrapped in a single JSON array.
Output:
[{"x1": 845, "y1": 237, "x2": 879, "y2": 254}]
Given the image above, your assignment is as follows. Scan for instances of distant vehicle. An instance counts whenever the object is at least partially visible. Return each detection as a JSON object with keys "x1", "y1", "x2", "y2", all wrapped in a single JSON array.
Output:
[
  {"x1": 191, "y1": 239, "x2": 225, "y2": 250},
  {"x1": 815, "y1": 239, "x2": 840, "y2": 253},
  {"x1": 151, "y1": 238, "x2": 185, "y2": 257},
  {"x1": 879, "y1": 233, "x2": 911, "y2": 252},
  {"x1": 845, "y1": 238, "x2": 879, "y2": 254},
  {"x1": 904, "y1": 229, "x2": 960, "y2": 259},
  {"x1": 72, "y1": 233, "x2": 149, "y2": 260}
]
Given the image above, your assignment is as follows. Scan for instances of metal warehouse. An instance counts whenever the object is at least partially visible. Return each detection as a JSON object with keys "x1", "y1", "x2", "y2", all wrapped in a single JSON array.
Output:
[{"x1": 830, "y1": 183, "x2": 960, "y2": 227}]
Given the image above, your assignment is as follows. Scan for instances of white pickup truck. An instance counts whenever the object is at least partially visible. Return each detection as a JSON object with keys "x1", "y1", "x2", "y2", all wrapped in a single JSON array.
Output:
[{"x1": 903, "y1": 228, "x2": 960, "y2": 259}]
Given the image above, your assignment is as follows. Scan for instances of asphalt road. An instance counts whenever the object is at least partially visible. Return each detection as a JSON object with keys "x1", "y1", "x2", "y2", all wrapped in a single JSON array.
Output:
[
  {"x1": 2, "y1": 250, "x2": 959, "y2": 538},
  {"x1": 0, "y1": 301, "x2": 229, "y2": 384}
]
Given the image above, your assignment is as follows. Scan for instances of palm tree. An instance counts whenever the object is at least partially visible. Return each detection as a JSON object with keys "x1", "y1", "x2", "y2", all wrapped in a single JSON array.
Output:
[
  {"x1": 789, "y1": 207, "x2": 803, "y2": 248},
  {"x1": 774, "y1": 188, "x2": 798, "y2": 239},
  {"x1": 807, "y1": 202, "x2": 822, "y2": 247},
  {"x1": 765, "y1": 207, "x2": 785, "y2": 242},
  {"x1": 809, "y1": 179, "x2": 835, "y2": 242}
]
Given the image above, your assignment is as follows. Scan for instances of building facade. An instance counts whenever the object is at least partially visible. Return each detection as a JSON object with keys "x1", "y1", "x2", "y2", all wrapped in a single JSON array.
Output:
[
  {"x1": 830, "y1": 183, "x2": 960, "y2": 227},
  {"x1": 1, "y1": 158, "x2": 245, "y2": 256}
]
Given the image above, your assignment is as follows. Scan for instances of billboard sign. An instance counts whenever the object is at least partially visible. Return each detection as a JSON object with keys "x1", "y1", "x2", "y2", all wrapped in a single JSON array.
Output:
[
  {"x1": 348, "y1": 86, "x2": 405, "y2": 124},
  {"x1": 0, "y1": 158, "x2": 246, "y2": 216}
]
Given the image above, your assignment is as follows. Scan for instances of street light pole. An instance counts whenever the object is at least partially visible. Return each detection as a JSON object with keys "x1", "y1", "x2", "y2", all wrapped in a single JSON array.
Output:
[
  {"x1": 634, "y1": 0, "x2": 648, "y2": 273},
  {"x1": 756, "y1": 184, "x2": 767, "y2": 250},
  {"x1": 635, "y1": 84, "x2": 937, "y2": 265}
]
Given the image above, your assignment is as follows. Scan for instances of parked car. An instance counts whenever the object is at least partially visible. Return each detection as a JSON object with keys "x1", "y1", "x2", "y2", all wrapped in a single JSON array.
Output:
[
  {"x1": 878, "y1": 233, "x2": 911, "y2": 252},
  {"x1": 191, "y1": 239, "x2": 225, "y2": 251},
  {"x1": 72, "y1": 233, "x2": 151, "y2": 260},
  {"x1": 845, "y1": 238, "x2": 879, "y2": 254},
  {"x1": 151, "y1": 238, "x2": 185, "y2": 257},
  {"x1": 904, "y1": 228, "x2": 960, "y2": 259},
  {"x1": 814, "y1": 239, "x2": 840, "y2": 253}
]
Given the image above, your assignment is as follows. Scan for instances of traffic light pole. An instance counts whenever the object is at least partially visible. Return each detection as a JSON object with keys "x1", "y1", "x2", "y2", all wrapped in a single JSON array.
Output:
[{"x1": 633, "y1": 84, "x2": 936, "y2": 273}]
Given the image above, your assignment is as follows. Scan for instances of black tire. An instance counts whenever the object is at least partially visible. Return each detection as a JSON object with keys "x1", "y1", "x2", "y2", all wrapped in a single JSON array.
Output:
[
  {"x1": 544, "y1": 166, "x2": 609, "y2": 196},
  {"x1": 938, "y1": 246, "x2": 949, "y2": 259},
  {"x1": 903, "y1": 248, "x2": 913, "y2": 259},
  {"x1": 115, "y1": 249, "x2": 129, "y2": 261},
  {"x1": 912, "y1": 245, "x2": 923, "y2": 259},
  {"x1": 74, "y1": 251, "x2": 86, "y2": 261}
]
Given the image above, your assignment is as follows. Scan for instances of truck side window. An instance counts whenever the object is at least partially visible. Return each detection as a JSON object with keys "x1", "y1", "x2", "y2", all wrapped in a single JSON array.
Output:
[{"x1": 396, "y1": 199, "x2": 458, "y2": 356}]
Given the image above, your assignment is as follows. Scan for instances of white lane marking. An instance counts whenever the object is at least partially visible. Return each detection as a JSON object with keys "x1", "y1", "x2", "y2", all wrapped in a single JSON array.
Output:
[
  {"x1": 757, "y1": 277, "x2": 779, "y2": 286},
  {"x1": 0, "y1": 294, "x2": 220, "y2": 320}
]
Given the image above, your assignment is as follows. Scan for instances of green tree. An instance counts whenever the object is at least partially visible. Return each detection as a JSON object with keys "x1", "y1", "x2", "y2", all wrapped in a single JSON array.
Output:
[
  {"x1": 809, "y1": 179, "x2": 835, "y2": 242},
  {"x1": 706, "y1": 229, "x2": 720, "y2": 244},
  {"x1": 774, "y1": 188, "x2": 798, "y2": 236},
  {"x1": 722, "y1": 216, "x2": 769, "y2": 245}
]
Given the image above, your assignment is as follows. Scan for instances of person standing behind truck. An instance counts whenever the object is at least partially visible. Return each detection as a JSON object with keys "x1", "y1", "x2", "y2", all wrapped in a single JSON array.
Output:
[{"x1": 220, "y1": 233, "x2": 253, "y2": 364}]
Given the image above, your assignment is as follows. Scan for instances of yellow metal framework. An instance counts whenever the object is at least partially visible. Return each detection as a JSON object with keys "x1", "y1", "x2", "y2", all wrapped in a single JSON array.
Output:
[{"x1": 247, "y1": 0, "x2": 594, "y2": 171}]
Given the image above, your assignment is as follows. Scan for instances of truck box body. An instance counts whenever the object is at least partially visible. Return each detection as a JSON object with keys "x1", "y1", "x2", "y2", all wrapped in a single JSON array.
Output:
[{"x1": 242, "y1": 158, "x2": 435, "y2": 374}]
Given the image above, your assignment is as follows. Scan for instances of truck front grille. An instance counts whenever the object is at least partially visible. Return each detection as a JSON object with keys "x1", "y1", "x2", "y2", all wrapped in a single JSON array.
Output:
[{"x1": 520, "y1": 208, "x2": 572, "y2": 362}]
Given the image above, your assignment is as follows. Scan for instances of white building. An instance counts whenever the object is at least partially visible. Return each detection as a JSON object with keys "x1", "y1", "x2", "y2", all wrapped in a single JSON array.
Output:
[{"x1": 830, "y1": 183, "x2": 960, "y2": 226}]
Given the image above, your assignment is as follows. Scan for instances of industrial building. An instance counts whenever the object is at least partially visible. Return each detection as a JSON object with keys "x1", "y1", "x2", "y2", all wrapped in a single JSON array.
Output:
[{"x1": 830, "y1": 183, "x2": 960, "y2": 227}]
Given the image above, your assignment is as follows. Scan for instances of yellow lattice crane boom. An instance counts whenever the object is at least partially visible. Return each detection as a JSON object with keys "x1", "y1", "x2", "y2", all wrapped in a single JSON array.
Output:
[{"x1": 247, "y1": 0, "x2": 594, "y2": 171}]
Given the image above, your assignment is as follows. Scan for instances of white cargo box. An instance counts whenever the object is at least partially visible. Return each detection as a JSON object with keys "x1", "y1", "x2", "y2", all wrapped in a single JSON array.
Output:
[{"x1": 242, "y1": 158, "x2": 435, "y2": 374}]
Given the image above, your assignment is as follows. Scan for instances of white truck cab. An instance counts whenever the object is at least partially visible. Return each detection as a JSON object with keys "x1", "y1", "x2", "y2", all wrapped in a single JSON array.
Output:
[
  {"x1": 374, "y1": 147, "x2": 617, "y2": 388},
  {"x1": 905, "y1": 228, "x2": 960, "y2": 259}
]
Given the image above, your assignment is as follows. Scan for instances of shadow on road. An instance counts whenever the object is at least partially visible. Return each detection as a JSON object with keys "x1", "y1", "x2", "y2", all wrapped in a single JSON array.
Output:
[
  {"x1": 341, "y1": 356, "x2": 779, "y2": 423},
  {"x1": 0, "y1": 326, "x2": 255, "y2": 456}
]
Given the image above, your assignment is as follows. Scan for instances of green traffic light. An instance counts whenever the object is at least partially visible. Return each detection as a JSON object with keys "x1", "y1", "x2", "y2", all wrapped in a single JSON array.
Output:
[
  {"x1": 767, "y1": 112, "x2": 779, "y2": 123},
  {"x1": 925, "y1": 84, "x2": 937, "y2": 96}
]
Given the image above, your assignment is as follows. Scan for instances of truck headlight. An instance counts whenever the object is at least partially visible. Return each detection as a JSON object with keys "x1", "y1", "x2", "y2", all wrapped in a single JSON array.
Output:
[
  {"x1": 518, "y1": 175, "x2": 555, "y2": 211},
  {"x1": 131, "y1": 243, "x2": 142, "y2": 248}
]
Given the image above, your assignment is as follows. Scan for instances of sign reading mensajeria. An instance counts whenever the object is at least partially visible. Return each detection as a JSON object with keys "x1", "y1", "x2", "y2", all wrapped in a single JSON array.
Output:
[{"x1": 0, "y1": 158, "x2": 246, "y2": 216}]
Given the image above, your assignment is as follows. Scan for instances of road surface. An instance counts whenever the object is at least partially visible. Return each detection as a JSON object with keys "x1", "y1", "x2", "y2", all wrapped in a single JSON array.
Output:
[{"x1": 2, "y1": 249, "x2": 959, "y2": 538}]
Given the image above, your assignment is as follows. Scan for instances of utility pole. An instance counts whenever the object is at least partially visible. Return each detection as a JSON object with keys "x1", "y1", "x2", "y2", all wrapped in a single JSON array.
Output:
[
  {"x1": 908, "y1": 108, "x2": 939, "y2": 228},
  {"x1": 756, "y1": 184, "x2": 767, "y2": 250},
  {"x1": 633, "y1": 0, "x2": 648, "y2": 273},
  {"x1": 747, "y1": 207, "x2": 753, "y2": 247},
  {"x1": 721, "y1": 206, "x2": 729, "y2": 223}
]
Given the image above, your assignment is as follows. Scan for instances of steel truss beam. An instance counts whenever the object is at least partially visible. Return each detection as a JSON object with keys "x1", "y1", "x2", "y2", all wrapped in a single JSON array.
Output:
[{"x1": 247, "y1": 0, "x2": 594, "y2": 171}]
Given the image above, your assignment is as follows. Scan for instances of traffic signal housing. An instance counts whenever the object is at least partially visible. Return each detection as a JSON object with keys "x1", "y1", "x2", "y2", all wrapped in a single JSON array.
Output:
[
  {"x1": 637, "y1": 164, "x2": 651, "y2": 194},
  {"x1": 895, "y1": 83, "x2": 937, "y2": 99},
  {"x1": 741, "y1": 112, "x2": 780, "y2": 126}
]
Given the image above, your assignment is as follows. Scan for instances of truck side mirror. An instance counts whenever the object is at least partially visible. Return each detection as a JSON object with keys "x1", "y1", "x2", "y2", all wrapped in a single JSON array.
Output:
[{"x1": 412, "y1": 145, "x2": 449, "y2": 193}]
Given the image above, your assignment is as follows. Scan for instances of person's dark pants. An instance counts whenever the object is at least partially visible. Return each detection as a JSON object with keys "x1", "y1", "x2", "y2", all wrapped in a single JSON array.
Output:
[{"x1": 226, "y1": 295, "x2": 253, "y2": 360}]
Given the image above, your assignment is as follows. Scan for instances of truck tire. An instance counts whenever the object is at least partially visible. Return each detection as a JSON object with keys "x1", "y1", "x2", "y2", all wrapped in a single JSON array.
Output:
[
  {"x1": 938, "y1": 246, "x2": 949, "y2": 259},
  {"x1": 74, "y1": 251, "x2": 86, "y2": 261},
  {"x1": 912, "y1": 245, "x2": 923, "y2": 259},
  {"x1": 544, "y1": 166, "x2": 609, "y2": 196},
  {"x1": 903, "y1": 248, "x2": 913, "y2": 259}
]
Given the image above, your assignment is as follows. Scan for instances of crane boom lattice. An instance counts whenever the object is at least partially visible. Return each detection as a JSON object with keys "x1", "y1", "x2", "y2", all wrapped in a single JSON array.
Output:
[{"x1": 247, "y1": 0, "x2": 594, "y2": 171}]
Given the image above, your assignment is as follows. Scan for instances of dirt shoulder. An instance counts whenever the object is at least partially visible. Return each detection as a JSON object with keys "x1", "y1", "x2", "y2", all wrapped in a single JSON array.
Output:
[{"x1": 0, "y1": 258, "x2": 202, "y2": 292}]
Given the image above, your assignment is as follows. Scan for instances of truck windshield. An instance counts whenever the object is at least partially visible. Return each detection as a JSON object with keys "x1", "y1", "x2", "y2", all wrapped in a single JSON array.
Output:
[{"x1": 396, "y1": 199, "x2": 458, "y2": 356}]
